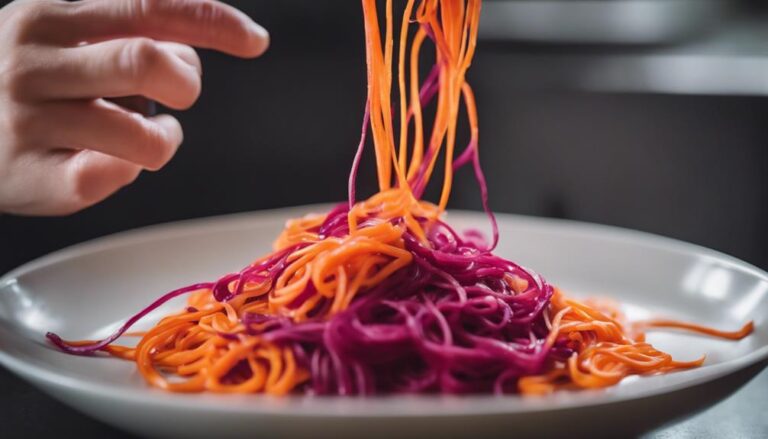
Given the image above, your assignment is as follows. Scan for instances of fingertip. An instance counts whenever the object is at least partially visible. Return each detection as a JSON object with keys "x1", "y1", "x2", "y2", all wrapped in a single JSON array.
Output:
[
  {"x1": 249, "y1": 22, "x2": 270, "y2": 57},
  {"x1": 237, "y1": 21, "x2": 270, "y2": 58},
  {"x1": 145, "y1": 114, "x2": 183, "y2": 171},
  {"x1": 160, "y1": 54, "x2": 202, "y2": 110},
  {"x1": 121, "y1": 163, "x2": 143, "y2": 186},
  {"x1": 228, "y1": 3, "x2": 270, "y2": 58},
  {"x1": 249, "y1": 20, "x2": 269, "y2": 40},
  {"x1": 152, "y1": 113, "x2": 183, "y2": 145}
]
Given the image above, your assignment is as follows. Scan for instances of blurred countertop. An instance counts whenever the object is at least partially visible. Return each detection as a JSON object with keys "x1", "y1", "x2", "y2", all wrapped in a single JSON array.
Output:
[{"x1": 643, "y1": 365, "x2": 768, "y2": 438}]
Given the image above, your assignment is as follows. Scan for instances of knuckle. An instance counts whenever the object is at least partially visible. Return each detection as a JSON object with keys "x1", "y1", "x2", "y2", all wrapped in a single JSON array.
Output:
[
  {"x1": 132, "y1": 0, "x2": 220, "y2": 26},
  {"x1": 174, "y1": 44, "x2": 202, "y2": 73},
  {"x1": 1, "y1": 59, "x2": 30, "y2": 101},
  {"x1": 0, "y1": 44, "x2": 42, "y2": 102},
  {"x1": 195, "y1": 1, "x2": 220, "y2": 24},
  {"x1": 119, "y1": 38, "x2": 161, "y2": 87},
  {"x1": 8, "y1": 1, "x2": 69, "y2": 43},
  {"x1": 190, "y1": 1, "x2": 225, "y2": 44},
  {"x1": 7, "y1": 4, "x2": 40, "y2": 33},
  {"x1": 181, "y1": 44, "x2": 200, "y2": 61},
  {"x1": 129, "y1": 0, "x2": 153, "y2": 20},
  {"x1": 1, "y1": 104, "x2": 37, "y2": 146}
]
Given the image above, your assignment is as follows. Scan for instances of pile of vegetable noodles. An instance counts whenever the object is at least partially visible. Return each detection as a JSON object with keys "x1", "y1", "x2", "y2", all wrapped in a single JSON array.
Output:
[{"x1": 47, "y1": 0, "x2": 753, "y2": 395}]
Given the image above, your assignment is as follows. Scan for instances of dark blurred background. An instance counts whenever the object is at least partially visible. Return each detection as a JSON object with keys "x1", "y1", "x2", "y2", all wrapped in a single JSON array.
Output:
[{"x1": 1, "y1": 1, "x2": 768, "y2": 437}]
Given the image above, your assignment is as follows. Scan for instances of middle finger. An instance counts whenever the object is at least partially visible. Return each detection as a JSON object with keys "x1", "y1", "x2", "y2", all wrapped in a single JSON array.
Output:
[{"x1": 16, "y1": 38, "x2": 202, "y2": 109}]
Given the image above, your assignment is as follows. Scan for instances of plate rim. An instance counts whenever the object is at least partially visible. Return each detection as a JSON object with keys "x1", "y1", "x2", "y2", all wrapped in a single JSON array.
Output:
[
  {"x1": 3, "y1": 205, "x2": 767, "y2": 285},
  {"x1": 1, "y1": 206, "x2": 767, "y2": 418}
]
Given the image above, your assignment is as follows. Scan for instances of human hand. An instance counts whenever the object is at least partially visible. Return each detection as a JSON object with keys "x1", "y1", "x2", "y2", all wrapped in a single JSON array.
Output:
[{"x1": 0, "y1": 0, "x2": 269, "y2": 215}]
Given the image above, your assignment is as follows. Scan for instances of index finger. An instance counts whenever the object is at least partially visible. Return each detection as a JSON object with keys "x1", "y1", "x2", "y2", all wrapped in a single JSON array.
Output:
[{"x1": 51, "y1": 0, "x2": 269, "y2": 58}]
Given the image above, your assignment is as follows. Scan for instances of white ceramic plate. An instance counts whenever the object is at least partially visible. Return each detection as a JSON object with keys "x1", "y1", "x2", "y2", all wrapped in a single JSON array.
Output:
[{"x1": 1, "y1": 206, "x2": 766, "y2": 438}]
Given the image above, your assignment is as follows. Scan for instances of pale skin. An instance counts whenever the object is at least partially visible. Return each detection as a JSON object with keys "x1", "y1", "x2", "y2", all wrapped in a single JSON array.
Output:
[{"x1": 0, "y1": 0, "x2": 270, "y2": 215}]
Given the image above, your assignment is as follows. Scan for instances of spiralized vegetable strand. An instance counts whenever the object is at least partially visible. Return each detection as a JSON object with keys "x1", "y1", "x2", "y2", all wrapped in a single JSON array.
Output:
[{"x1": 46, "y1": 0, "x2": 753, "y2": 396}]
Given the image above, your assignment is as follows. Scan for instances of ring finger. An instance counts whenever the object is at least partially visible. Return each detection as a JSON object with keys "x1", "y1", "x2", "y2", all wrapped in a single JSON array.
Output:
[{"x1": 26, "y1": 99, "x2": 184, "y2": 170}]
